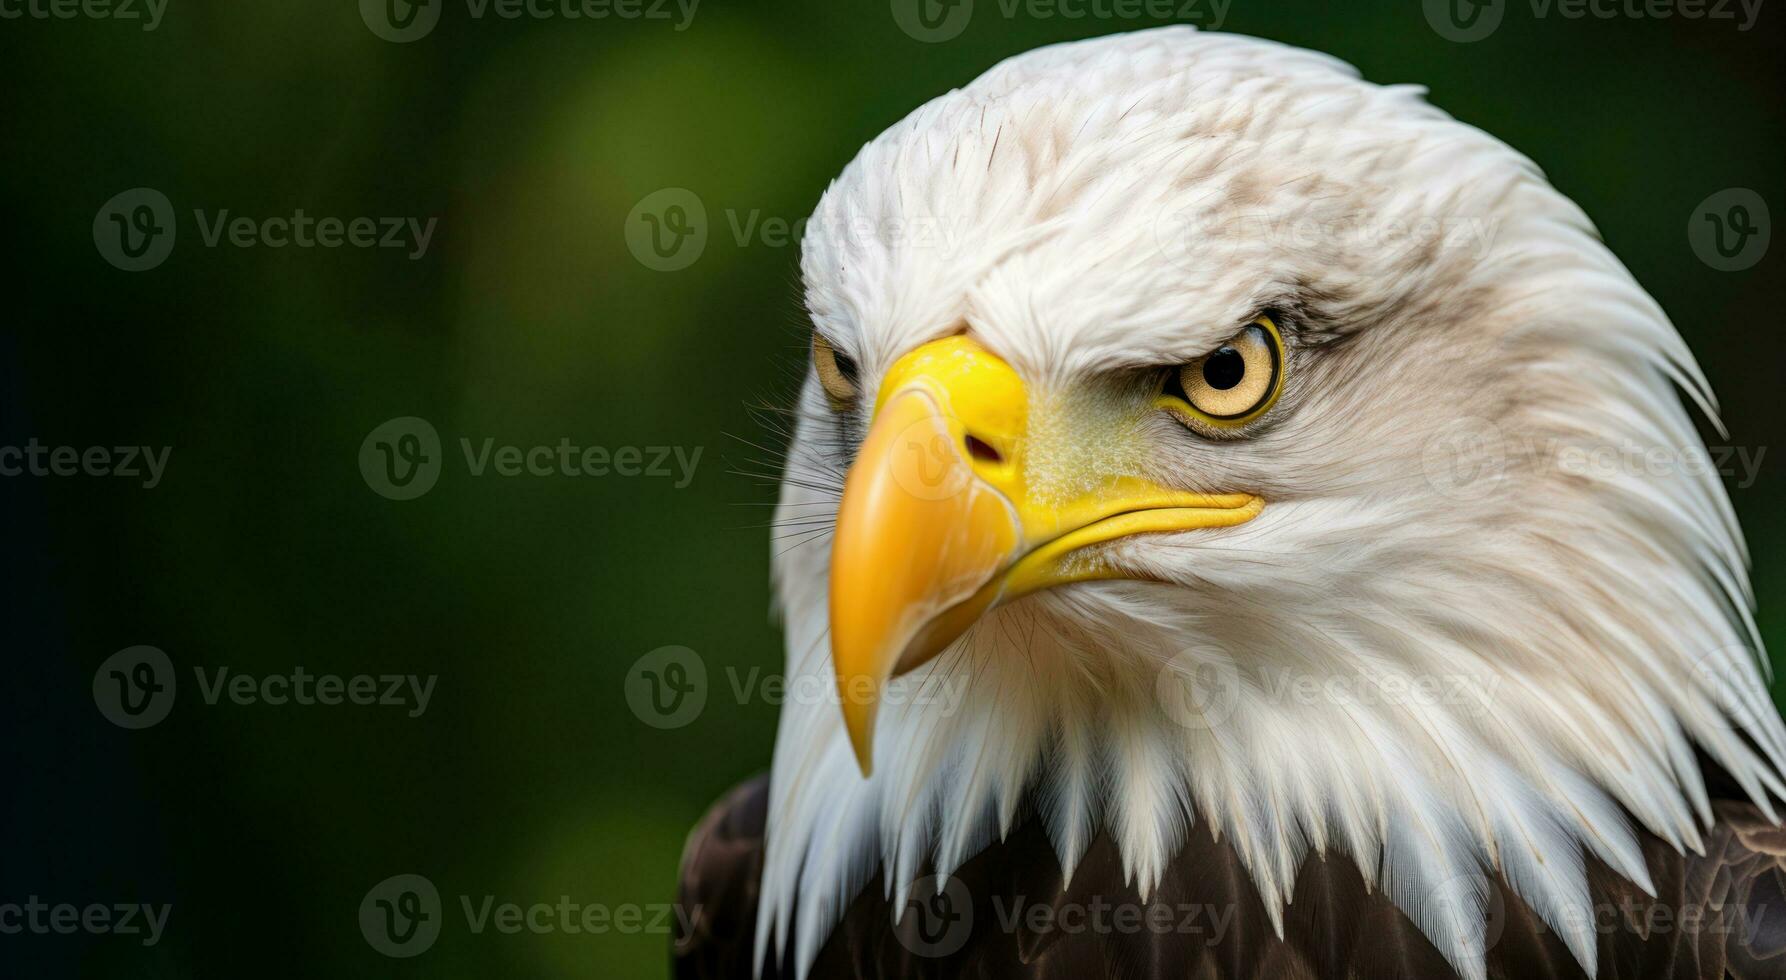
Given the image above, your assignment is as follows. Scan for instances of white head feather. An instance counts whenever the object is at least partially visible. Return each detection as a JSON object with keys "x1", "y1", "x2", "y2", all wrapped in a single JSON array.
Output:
[{"x1": 756, "y1": 26, "x2": 1784, "y2": 980}]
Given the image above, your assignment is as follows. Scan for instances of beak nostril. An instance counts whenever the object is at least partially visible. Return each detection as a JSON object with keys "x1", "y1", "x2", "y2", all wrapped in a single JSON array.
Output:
[{"x1": 964, "y1": 435, "x2": 1003, "y2": 465}]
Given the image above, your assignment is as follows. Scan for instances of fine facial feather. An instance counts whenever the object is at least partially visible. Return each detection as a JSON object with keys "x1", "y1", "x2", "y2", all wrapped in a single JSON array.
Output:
[{"x1": 754, "y1": 26, "x2": 1785, "y2": 980}]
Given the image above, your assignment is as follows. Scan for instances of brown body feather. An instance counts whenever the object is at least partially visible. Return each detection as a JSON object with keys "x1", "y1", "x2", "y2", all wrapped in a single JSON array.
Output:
[{"x1": 673, "y1": 775, "x2": 1786, "y2": 980}]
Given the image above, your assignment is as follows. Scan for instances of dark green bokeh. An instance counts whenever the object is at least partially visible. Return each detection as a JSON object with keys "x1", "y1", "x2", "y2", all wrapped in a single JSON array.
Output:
[{"x1": 3, "y1": 1, "x2": 1781, "y2": 976}]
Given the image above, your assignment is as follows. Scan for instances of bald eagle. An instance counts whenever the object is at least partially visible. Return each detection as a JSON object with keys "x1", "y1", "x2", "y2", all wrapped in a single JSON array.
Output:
[{"x1": 674, "y1": 27, "x2": 1786, "y2": 980}]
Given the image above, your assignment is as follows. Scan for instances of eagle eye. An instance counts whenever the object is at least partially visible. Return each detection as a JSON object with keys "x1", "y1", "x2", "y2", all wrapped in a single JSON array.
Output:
[
  {"x1": 1160, "y1": 316, "x2": 1285, "y2": 432},
  {"x1": 812, "y1": 333, "x2": 859, "y2": 405}
]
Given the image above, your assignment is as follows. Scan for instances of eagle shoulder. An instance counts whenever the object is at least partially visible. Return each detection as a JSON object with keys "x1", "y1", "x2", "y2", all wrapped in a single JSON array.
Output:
[
  {"x1": 670, "y1": 783, "x2": 1786, "y2": 980},
  {"x1": 672, "y1": 774, "x2": 770, "y2": 980}
]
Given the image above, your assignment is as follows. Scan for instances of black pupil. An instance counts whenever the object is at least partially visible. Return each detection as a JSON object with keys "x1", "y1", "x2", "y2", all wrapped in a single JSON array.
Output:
[{"x1": 1202, "y1": 347, "x2": 1245, "y2": 391}]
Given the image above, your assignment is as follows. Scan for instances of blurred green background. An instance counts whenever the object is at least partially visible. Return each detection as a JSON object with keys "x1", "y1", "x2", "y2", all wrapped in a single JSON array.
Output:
[{"x1": 2, "y1": 0, "x2": 1781, "y2": 976}]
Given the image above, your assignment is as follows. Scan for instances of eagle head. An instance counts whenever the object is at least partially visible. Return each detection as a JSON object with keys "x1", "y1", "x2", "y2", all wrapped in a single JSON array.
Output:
[{"x1": 755, "y1": 26, "x2": 1783, "y2": 980}]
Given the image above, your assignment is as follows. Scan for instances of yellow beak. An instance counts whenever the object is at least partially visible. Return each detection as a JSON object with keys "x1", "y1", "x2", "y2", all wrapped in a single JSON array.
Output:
[{"x1": 830, "y1": 337, "x2": 1263, "y2": 775}]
